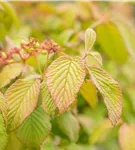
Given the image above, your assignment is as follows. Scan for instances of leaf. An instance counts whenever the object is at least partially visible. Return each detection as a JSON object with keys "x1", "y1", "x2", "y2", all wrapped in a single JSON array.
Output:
[
  {"x1": 67, "y1": 143, "x2": 83, "y2": 150},
  {"x1": 95, "y1": 22, "x2": 129, "y2": 64},
  {"x1": 0, "y1": 113, "x2": 8, "y2": 150},
  {"x1": 86, "y1": 52, "x2": 102, "y2": 66},
  {"x1": 41, "y1": 79, "x2": 56, "y2": 116},
  {"x1": 88, "y1": 66, "x2": 122, "y2": 126},
  {"x1": 0, "y1": 63, "x2": 24, "y2": 88},
  {"x1": 0, "y1": 2, "x2": 19, "y2": 28},
  {"x1": 7, "y1": 132, "x2": 25, "y2": 150},
  {"x1": 85, "y1": 28, "x2": 96, "y2": 51},
  {"x1": 16, "y1": 106, "x2": 51, "y2": 148},
  {"x1": 80, "y1": 80, "x2": 97, "y2": 108},
  {"x1": 89, "y1": 119, "x2": 112, "y2": 144},
  {"x1": 41, "y1": 141, "x2": 55, "y2": 150},
  {"x1": 119, "y1": 124, "x2": 135, "y2": 150},
  {"x1": 46, "y1": 55, "x2": 85, "y2": 113},
  {"x1": 112, "y1": 18, "x2": 135, "y2": 57},
  {"x1": 0, "y1": 92, "x2": 7, "y2": 122},
  {"x1": 56, "y1": 111, "x2": 80, "y2": 142},
  {"x1": 5, "y1": 77, "x2": 41, "y2": 131}
]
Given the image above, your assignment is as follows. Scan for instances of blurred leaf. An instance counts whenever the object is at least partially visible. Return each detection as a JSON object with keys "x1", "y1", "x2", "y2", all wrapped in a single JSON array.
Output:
[
  {"x1": 80, "y1": 80, "x2": 97, "y2": 108},
  {"x1": 0, "y1": 2, "x2": 19, "y2": 28},
  {"x1": 112, "y1": 18, "x2": 135, "y2": 57},
  {"x1": 0, "y1": 113, "x2": 8, "y2": 150},
  {"x1": 88, "y1": 66, "x2": 122, "y2": 126},
  {"x1": 16, "y1": 106, "x2": 51, "y2": 148},
  {"x1": 0, "y1": 63, "x2": 24, "y2": 88},
  {"x1": 7, "y1": 132, "x2": 25, "y2": 150},
  {"x1": 5, "y1": 78, "x2": 40, "y2": 131},
  {"x1": 46, "y1": 56, "x2": 85, "y2": 113},
  {"x1": 56, "y1": 111, "x2": 80, "y2": 142},
  {"x1": 119, "y1": 124, "x2": 135, "y2": 150},
  {"x1": 0, "y1": 24, "x2": 8, "y2": 41},
  {"x1": 85, "y1": 28, "x2": 96, "y2": 51},
  {"x1": 41, "y1": 141, "x2": 55, "y2": 150},
  {"x1": 57, "y1": 30, "x2": 74, "y2": 46},
  {"x1": 78, "y1": 115, "x2": 92, "y2": 134},
  {"x1": 41, "y1": 79, "x2": 56, "y2": 116},
  {"x1": 89, "y1": 119, "x2": 112, "y2": 144},
  {"x1": 95, "y1": 22, "x2": 129, "y2": 64}
]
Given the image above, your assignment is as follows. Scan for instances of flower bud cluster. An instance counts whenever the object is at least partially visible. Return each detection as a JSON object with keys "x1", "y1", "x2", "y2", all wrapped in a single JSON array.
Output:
[{"x1": 0, "y1": 38, "x2": 61, "y2": 67}]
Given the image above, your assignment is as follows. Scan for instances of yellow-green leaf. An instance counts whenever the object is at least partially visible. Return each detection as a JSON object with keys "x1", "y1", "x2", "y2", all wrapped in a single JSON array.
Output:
[
  {"x1": 88, "y1": 66, "x2": 122, "y2": 126},
  {"x1": 0, "y1": 113, "x2": 8, "y2": 150},
  {"x1": 56, "y1": 111, "x2": 80, "y2": 142},
  {"x1": 7, "y1": 132, "x2": 25, "y2": 150},
  {"x1": 0, "y1": 63, "x2": 24, "y2": 88},
  {"x1": 80, "y1": 80, "x2": 97, "y2": 108},
  {"x1": 46, "y1": 56, "x2": 85, "y2": 113},
  {"x1": 5, "y1": 78, "x2": 40, "y2": 131},
  {"x1": 41, "y1": 79, "x2": 56, "y2": 116},
  {"x1": 95, "y1": 22, "x2": 129, "y2": 64},
  {"x1": 16, "y1": 106, "x2": 51, "y2": 148},
  {"x1": 85, "y1": 28, "x2": 96, "y2": 51},
  {"x1": 89, "y1": 119, "x2": 112, "y2": 144},
  {"x1": 86, "y1": 52, "x2": 102, "y2": 66},
  {"x1": 0, "y1": 92, "x2": 7, "y2": 122},
  {"x1": 112, "y1": 18, "x2": 135, "y2": 57},
  {"x1": 119, "y1": 124, "x2": 135, "y2": 150}
]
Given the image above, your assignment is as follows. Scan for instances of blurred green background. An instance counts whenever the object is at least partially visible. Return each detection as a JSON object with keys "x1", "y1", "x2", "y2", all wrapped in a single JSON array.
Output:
[{"x1": 0, "y1": 1, "x2": 135, "y2": 150}]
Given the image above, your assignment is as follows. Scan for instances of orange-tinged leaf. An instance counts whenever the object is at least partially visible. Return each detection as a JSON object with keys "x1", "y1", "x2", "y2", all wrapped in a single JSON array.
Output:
[
  {"x1": 41, "y1": 79, "x2": 56, "y2": 116},
  {"x1": 0, "y1": 92, "x2": 7, "y2": 122},
  {"x1": 80, "y1": 80, "x2": 97, "y2": 108},
  {"x1": 0, "y1": 63, "x2": 24, "y2": 88},
  {"x1": 119, "y1": 124, "x2": 135, "y2": 150},
  {"x1": 5, "y1": 78, "x2": 40, "y2": 131},
  {"x1": 85, "y1": 28, "x2": 96, "y2": 51},
  {"x1": 88, "y1": 66, "x2": 122, "y2": 126},
  {"x1": 46, "y1": 56, "x2": 85, "y2": 113}
]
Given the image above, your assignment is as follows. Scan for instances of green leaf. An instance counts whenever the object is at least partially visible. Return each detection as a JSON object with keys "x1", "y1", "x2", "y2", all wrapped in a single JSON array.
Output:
[
  {"x1": 95, "y1": 22, "x2": 129, "y2": 64},
  {"x1": 16, "y1": 106, "x2": 51, "y2": 148},
  {"x1": 41, "y1": 141, "x2": 55, "y2": 150},
  {"x1": 0, "y1": 63, "x2": 24, "y2": 88},
  {"x1": 46, "y1": 56, "x2": 85, "y2": 113},
  {"x1": 41, "y1": 79, "x2": 56, "y2": 116},
  {"x1": 88, "y1": 66, "x2": 122, "y2": 126},
  {"x1": 0, "y1": 92, "x2": 7, "y2": 122},
  {"x1": 80, "y1": 80, "x2": 97, "y2": 108},
  {"x1": 86, "y1": 52, "x2": 102, "y2": 66},
  {"x1": 85, "y1": 28, "x2": 96, "y2": 51},
  {"x1": 0, "y1": 113, "x2": 8, "y2": 150},
  {"x1": 67, "y1": 143, "x2": 83, "y2": 150},
  {"x1": 5, "y1": 78, "x2": 41, "y2": 131},
  {"x1": 119, "y1": 124, "x2": 135, "y2": 150},
  {"x1": 56, "y1": 111, "x2": 80, "y2": 142}
]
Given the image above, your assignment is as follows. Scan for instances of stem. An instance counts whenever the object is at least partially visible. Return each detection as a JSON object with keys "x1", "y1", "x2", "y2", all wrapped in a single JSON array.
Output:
[
  {"x1": 35, "y1": 55, "x2": 43, "y2": 77},
  {"x1": 82, "y1": 51, "x2": 89, "y2": 60},
  {"x1": 43, "y1": 53, "x2": 49, "y2": 75}
]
